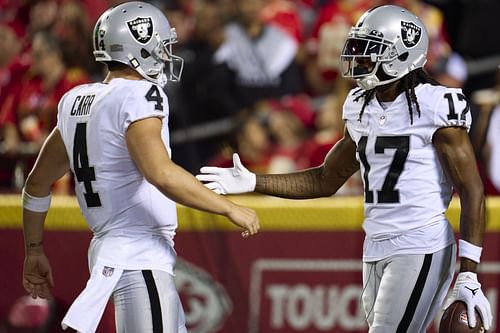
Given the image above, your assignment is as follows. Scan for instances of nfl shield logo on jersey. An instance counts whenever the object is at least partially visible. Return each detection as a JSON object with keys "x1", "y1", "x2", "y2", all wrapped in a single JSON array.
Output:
[
  {"x1": 401, "y1": 21, "x2": 421, "y2": 48},
  {"x1": 102, "y1": 266, "x2": 114, "y2": 277},
  {"x1": 127, "y1": 17, "x2": 153, "y2": 44}
]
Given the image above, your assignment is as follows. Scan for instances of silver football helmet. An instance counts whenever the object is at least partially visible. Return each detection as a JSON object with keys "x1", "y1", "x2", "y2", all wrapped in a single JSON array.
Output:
[
  {"x1": 93, "y1": 1, "x2": 184, "y2": 87},
  {"x1": 340, "y1": 5, "x2": 428, "y2": 90}
]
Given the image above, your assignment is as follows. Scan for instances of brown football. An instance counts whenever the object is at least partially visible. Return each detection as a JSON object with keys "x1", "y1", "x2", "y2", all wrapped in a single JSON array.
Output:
[{"x1": 439, "y1": 301, "x2": 486, "y2": 333}]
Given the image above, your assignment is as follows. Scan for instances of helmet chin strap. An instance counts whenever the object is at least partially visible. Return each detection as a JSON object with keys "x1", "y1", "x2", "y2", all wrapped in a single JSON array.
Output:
[
  {"x1": 357, "y1": 74, "x2": 399, "y2": 90},
  {"x1": 127, "y1": 53, "x2": 167, "y2": 88},
  {"x1": 357, "y1": 57, "x2": 427, "y2": 90},
  {"x1": 357, "y1": 68, "x2": 404, "y2": 90},
  {"x1": 157, "y1": 73, "x2": 168, "y2": 87}
]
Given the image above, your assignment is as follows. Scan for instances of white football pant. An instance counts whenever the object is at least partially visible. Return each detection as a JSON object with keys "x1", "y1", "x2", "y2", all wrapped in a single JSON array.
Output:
[
  {"x1": 362, "y1": 244, "x2": 456, "y2": 333},
  {"x1": 113, "y1": 270, "x2": 187, "y2": 333}
]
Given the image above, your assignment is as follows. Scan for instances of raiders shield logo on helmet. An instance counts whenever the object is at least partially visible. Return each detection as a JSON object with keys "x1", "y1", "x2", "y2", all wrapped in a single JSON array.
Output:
[
  {"x1": 127, "y1": 17, "x2": 153, "y2": 44},
  {"x1": 401, "y1": 21, "x2": 421, "y2": 48}
]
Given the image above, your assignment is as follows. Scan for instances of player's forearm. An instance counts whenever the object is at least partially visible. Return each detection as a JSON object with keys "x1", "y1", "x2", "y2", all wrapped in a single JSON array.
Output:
[
  {"x1": 255, "y1": 167, "x2": 339, "y2": 199},
  {"x1": 23, "y1": 210, "x2": 48, "y2": 255},
  {"x1": 458, "y1": 184, "x2": 486, "y2": 246},
  {"x1": 23, "y1": 175, "x2": 53, "y2": 255},
  {"x1": 457, "y1": 183, "x2": 486, "y2": 273},
  {"x1": 434, "y1": 127, "x2": 487, "y2": 271},
  {"x1": 254, "y1": 132, "x2": 360, "y2": 199},
  {"x1": 155, "y1": 164, "x2": 234, "y2": 216}
]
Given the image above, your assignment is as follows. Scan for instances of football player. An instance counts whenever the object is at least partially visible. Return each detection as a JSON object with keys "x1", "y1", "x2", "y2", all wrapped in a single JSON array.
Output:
[
  {"x1": 197, "y1": 5, "x2": 493, "y2": 332},
  {"x1": 21, "y1": 2, "x2": 259, "y2": 332}
]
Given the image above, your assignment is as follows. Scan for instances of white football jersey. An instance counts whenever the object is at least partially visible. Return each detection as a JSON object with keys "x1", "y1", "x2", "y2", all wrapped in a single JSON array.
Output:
[
  {"x1": 57, "y1": 78, "x2": 177, "y2": 272},
  {"x1": 343, "y1": 83, "x2": 470, "y2": 259}
]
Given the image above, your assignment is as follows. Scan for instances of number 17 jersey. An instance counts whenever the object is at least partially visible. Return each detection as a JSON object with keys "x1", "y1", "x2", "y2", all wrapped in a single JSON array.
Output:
[{"x1": 343, "y1": 83, "x2": 470, "y2": 258}]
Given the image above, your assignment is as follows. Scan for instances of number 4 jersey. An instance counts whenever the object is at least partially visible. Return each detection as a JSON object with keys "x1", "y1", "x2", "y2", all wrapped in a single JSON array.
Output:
[
  {"x1": 57, "y1": 78, "x2": 177, "y2": 272},
  {"x1": 343, "y1": 83, "x2": 470, "y2": 261}
]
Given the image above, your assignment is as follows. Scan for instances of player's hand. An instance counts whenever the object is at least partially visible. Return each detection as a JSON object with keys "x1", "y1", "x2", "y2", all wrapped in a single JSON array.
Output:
[
  {"x1": 196, "y1": 153, "x2": 256, "y2": 195},
  {"x1": 227, "y1": 203, "x2": 260, "y2": 238},
  {"x1": 23, "y1": 253, "x2": 54, "y2": 299},
  {"x1": 443, "y1": 272, "x2": 492, "y2": 330}
]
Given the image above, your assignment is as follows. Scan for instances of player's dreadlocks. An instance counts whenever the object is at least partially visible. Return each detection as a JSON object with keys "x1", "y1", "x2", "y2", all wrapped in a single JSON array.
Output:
[{"x1": 353, "y1": 68, "x2": 440, "y2": 124}]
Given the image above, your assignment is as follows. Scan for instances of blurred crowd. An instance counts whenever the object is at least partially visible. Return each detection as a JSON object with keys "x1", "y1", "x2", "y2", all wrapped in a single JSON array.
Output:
[{"x1": 0, "y1": 0, "x2": 499, "y2": 198}]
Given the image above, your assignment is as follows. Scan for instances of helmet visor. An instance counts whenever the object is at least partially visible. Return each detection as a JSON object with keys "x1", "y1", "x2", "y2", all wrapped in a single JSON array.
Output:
[
  {"x1": 340, "y1": 37, "x2": 389, "y2": 78},
  {"x1": 341, "y1": 56, "x2": 376, "y2": 78}
]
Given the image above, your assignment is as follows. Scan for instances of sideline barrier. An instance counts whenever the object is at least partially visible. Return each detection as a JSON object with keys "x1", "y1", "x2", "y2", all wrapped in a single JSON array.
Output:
[
  {"x1": 1, "y1": 195, "x2": 500, "y2": 332},
  {"x1": 5, "y1": 194, "x2": 500, "y2": 230},
  {"x1": 0, "y1": 195, "x2": 369, "y2": 231}
]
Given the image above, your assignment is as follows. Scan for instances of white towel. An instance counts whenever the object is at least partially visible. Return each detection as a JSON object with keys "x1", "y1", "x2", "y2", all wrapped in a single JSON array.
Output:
[{"x1": 61, "y1": 263, "x2": 123, "y2": 333}]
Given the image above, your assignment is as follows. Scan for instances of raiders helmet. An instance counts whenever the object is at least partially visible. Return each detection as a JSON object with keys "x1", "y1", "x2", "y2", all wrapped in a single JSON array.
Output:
[
  {"x1": 340, "y1": 5, "x2": 428, "y2": 90},
  {"x1": 93, "y1": 1, "x2": 184, "y2": 87}
]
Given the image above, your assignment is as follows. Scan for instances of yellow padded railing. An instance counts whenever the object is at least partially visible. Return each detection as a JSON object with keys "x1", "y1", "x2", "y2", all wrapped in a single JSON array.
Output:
[{"x1": 1, "y1": 195, "x2": 500, "y2": 231}]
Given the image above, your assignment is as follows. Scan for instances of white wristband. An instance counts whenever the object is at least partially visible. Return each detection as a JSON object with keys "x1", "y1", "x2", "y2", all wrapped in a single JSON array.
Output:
[
  {"x1": 458, "y1": 239, "x2": 482, "y2": 263},
  {"x1": 22, "y1": 188, "x2": 51, "y2": 213}
]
